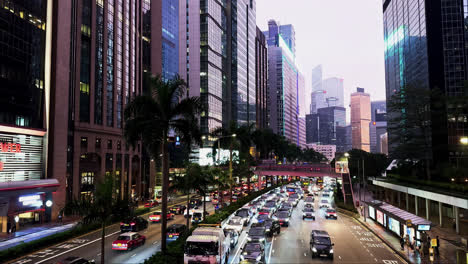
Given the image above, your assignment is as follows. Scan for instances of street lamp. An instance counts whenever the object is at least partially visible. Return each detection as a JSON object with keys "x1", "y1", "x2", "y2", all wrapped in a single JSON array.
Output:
[
  {"x1": 460, "y1": 137, "x2": 468, "y2": 145},
  {"x1": 344, "y1": 152, "x2": 349, "y2": 157}
]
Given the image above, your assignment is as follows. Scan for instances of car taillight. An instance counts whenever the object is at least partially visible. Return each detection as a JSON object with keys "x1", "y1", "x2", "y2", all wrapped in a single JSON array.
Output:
[
  {"x1": 131, "y1": 223, "x2": 136, "y2": 226},
  {"x1": 120, "y1": 222, "x2": 124, "y2": 225}
]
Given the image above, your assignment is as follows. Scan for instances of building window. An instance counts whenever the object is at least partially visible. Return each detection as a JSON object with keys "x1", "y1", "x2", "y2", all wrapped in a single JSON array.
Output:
[
  {"x1": 94, "y1": 0, "x2": 104, "y2": 125},
  {"x1": 81, "y1": 137, "x2": 88, "y2": 148},
  {"x1": 96, "y1": 138, "x2": 101, "y2": 149},
  {"x1": 107, "y1": 139, "x2": 112, "y2": 150},
  {"x1": 117, "y1": 140, "x2": 121, "y2": 150}
]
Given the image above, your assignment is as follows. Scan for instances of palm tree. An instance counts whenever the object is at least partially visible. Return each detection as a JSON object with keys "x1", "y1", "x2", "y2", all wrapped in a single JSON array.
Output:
[
  {"x1": 170, "y1": 164, "x2": 197, "y2": 228},
  {"x1": 124, "y1": 74, "x2": 202, "y2": 252},
  {"x1": 63, "y1": 174, "x2": 130, "y2": 264}
]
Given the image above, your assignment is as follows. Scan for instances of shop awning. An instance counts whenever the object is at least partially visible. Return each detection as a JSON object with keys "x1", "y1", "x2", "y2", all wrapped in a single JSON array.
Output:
[
  {"x1": 0, "y1": 179, "x2": 60, "y2": 197},
  {"x1": 367, "y1": 200, "x2": 432, "y2": 228}
]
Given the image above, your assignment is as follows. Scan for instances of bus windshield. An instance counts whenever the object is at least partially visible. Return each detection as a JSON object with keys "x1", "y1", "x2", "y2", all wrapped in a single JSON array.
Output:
[{"x1": 185, "y1": 241, "x2": 218, "y2": 256}]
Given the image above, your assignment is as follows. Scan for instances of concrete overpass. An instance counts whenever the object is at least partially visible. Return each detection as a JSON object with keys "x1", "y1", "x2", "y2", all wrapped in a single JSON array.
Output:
[{"x1": 253, "y1": 164, "x2": 343, "y2": 177}]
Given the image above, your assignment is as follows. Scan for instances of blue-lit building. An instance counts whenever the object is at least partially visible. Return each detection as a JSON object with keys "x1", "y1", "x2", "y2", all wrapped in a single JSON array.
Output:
[
  {"x1": 161, "y1": 0, "x2": 178, "y2": 81},
  {"x1": 383, "y1": 0, "x2": 468, "y2": 166}
]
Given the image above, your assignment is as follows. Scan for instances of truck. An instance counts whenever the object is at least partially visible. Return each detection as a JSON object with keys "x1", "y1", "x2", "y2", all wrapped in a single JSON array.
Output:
[{"x1": 184, "y1": 225, "x2": 231, "y2": 264}]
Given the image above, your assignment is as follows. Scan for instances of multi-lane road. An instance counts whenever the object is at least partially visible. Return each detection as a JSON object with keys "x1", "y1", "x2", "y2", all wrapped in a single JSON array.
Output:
[
  {"x1": 228, "y1": 192, "x2": 407, "y2": 264},
  {"x1": 9, "y1": 202, "x2": 215, "y2": 264},
  {"x1": 9, "y1": 188, "x2": 406, "y2": 264}
]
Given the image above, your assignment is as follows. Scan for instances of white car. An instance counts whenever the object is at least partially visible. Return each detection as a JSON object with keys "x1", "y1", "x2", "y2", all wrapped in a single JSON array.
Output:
[
  {"x1": 224, "y1": 216, "x2": 244, "y2": 234},
  {"x1": 204, "y1": 195, "x2": 211, "y2": 202},
  {"x1": 319, "y1": 199, "x2": 330, "y2": 209}
]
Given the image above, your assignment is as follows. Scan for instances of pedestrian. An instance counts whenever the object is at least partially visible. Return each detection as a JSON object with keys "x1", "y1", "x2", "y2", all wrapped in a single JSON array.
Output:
[
  {"x1": 400, "y1": 236, "x2": 405, "y2": 250},
  {"x1": 6, "y1": 221, "x2": 11, "y2": 234},
  {"x1": 58, "y1": 212, "x2": 63, "y2": 224},
  {"x1": 435, "y1": 236, "x2": 440, "y2": 256}
]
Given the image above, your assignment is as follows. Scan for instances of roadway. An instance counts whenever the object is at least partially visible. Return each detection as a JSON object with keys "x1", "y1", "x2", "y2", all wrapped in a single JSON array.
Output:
[
  {"x1": 228, "y1": 190, "x2": 407, "y2": 264},
  {"x1": 8, "y1": 202, "x2": 215, "y2": 264}
]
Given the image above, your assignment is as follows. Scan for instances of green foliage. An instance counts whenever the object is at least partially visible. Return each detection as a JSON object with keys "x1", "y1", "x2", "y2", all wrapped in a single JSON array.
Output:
[
  {"x1": 346, "y1": 149, "x2": 389, "y2": 178},
  {"x1": 387, "y1": 173, "x2": 468, "y2": 196}
]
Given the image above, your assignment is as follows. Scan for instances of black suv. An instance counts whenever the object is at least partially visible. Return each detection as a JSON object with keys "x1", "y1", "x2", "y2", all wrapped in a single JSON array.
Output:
[
  {"x1": 262, "y1": 219, "x2": 280, "y2": 237},
  {"x1": 120, "y1": 216, "x2": 148, "y2": 232},
  {"x1": 310, "y1": 230, "x2": 334, "y2": 259}
]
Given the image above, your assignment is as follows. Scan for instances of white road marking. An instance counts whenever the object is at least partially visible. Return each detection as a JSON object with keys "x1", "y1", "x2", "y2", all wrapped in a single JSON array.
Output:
[
  {"x1": 131, "y1": 254, "x2": 137, "y2": 258},
  {"x1": 374, "y1": 258, "x2": 378, "y2": 262},
  {"x1": 268, "y1": 235, "x2": 275, "y2": 263},
  {"x1": 339, "y1": 256, "x2": 342, "y2": 259},
  {"x1": 97, "y1": 253, "x2": 101, "y2": 256},
  {"x1": 153, "y1": 241, "x2": 158, "y2": 245},
  {"x1": 230, "y1": 235, "x2": 247, "y2": 264},
  {"x1": 34, "y1": 230, "x2": 121, "y2": 264},
  {"x1": 303, "y1": 253, "x2": 307, "y2": 256},
  {"x1": 272, "y1": 249, "x2": 275, "y2": 254},
  {"x1": 370, "y1": 253, "x2": 374, "y2": 257}
]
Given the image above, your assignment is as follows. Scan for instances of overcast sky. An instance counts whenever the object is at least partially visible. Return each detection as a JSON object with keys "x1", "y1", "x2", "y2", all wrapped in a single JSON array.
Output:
[{"x1": 256, "y1": 0, "x2": 386, "y2": 121}]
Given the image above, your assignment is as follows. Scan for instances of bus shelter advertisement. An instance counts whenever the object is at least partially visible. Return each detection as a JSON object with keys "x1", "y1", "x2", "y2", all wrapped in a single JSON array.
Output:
[{"x1": 335, "y1": 155, "x2": 349, "y2": 174}]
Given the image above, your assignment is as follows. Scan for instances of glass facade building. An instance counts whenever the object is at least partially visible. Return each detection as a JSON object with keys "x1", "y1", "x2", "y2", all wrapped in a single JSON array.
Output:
[
  {"x1": 383, "y1": 0, "x2": 468, "y2": 165},
  {"x1": 161, "y1": 0, "x2": 178, "y2": 81}
]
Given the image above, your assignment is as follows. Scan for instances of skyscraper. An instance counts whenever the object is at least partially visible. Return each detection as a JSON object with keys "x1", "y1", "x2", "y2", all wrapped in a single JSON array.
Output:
[
  {"x1": 383, "y1": 0, "x2": 468, "y2": 165},
  {"x1": 351, "y1": 88, "x2": 371, "y2": 152},
  {"x1": 265, "y1": 20, "x2": 299, "y2": 143},
  {"x1": 305, "y1": 107, "x2": 346, "y2": 149},
  {"x1": 298, "y1": 117, "x2": 307, "y2": 149},
  {"x1": 370, "y1": 101, "x2": 387, "y2": 154},
  {"x1": 179, "y1": 0, "x2": 256, "y2": 135},
  {"x1": 322, "y1": 77, "x2": 344, "y2": 107},
  {"x1": 311, "y1": 65, "x2": 323, "y2": 114},
  {"x1": 256, "y1": 26, "x2": 268, "y2": 129}
]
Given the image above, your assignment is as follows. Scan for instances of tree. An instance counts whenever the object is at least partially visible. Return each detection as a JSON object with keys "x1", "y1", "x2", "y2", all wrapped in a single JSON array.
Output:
[
  {"x1": 170, "y1": 164, "x2": 198, "y2": 228},
  {"x1": 63, "y1": 174, "x2": 130, "y2": 264},
  {"x1": 124, "y1": 74, "x2": 202, "y2": 252}
]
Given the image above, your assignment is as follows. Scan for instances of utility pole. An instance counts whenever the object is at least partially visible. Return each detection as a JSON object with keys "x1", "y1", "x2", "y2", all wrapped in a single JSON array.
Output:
[{"x1": 362, "y1": 158, "x2": 366, "y2": 222}]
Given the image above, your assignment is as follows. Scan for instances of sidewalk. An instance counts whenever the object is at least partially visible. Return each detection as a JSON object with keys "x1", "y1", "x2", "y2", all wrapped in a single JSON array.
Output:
[
  {"x1": 352, "y1": 184, "x2": 467, "y2": 264},
  {"x1": 0, "y1": 222, "x2": 76, "y2": 251}
]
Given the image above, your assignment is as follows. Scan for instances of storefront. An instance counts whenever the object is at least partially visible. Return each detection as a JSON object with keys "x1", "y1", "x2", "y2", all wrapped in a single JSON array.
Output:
[
  {"x1": 367, "y1": 200, "x2": 432, "y2": 246},
  {"x1": 0, "y1": 127, "x2": 59, "y2": 233}
]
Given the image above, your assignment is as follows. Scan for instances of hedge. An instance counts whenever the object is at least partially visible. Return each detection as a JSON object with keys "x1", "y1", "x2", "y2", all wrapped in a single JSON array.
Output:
[{"x1": 144, "y1": 182, "x2": 292, "y2": 264}]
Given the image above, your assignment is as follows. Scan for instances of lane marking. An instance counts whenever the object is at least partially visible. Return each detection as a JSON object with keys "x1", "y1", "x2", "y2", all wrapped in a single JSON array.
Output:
[
  {"x1": 339, "y1": 256, "x2": 342, "y2": 259},
  {"x1": 375, "y1": 258, "x2": 378, "y2": 262},
  {"x1": 34, "y1": 230, "x2": 121, "y2": 264},
  {"x1": 268, "y1": 234, "x2": 275, "y2": 263},
  {"x1": 131, "y1": 254, "x2": 137, "y2": 258},
  {"x1": 97, "y1": 253, "x2": 101, "y2": 256},
  {"x1": 230, "y1": 234, "x2": 247, "y2": 264},
  {"x1": 303, "y1": 253, "x2": 306, "y2": 257},
  {"x1": 153, "y1": 241, "x2": 158, "y2": 245}
]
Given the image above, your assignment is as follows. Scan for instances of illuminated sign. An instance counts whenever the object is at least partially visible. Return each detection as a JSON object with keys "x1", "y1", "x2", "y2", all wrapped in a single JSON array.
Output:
[
  {"x1": 377, "y1": 210, "x2": 384, "y2": 225},
  {"x1": 0, "y1": 142, "x2": 21, "y2": 153},
  {"x1": 198, "y1": 148, "x2": 239, "y2": 166},
  {"x1": 384, "y1": 25, "x2": 405, "y2": 52},
  {"x1": 418, "y1": 225, "x2": 431, "y2": 231},
  {"x1": 369, "y1": 206, "x2": 375, "y2": 219},
  {"x1": 278, "y1": 34, "x2": 295, "y2": 62},
  {"x1": 19, "y1": 195, "x2": 43, "y2": 206},
  {"x1": 388, "y1": 217, "x2": 401, "y2": 235}
]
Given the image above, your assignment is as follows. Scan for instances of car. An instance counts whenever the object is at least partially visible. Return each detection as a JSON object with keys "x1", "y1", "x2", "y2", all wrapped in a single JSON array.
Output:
[
  {"x1": 258, "y1": 207, "x2": 274, "y2": 217},
  {"x1": 225, "y1": 216, "x2": 244, "y2": 233},
  {"x1": 149, "y1": 211, "x2": 174, "y2": 223},
  {"x1": 304, "y1": 196, "x2": 315, "y2": 203},
  {"x1": 224, "y1": 228, "x2": 240, "y2": 249},
  {"x1": 289, "y1": 193, "x2": 300, "y2": 201},
  {"x1": 144, "y1": 200, "x2": 158, "y2": 208},
  {"x1": 247, "y1": 226, "x2": 266, "y2": 243},
  {"x1": 235, "y1": 208, "x2": 253, "y2": 226},
  {"x1": 254, "y1": 213, "x2": 270, "y2": 224},
  {"x1": 263, "y1": 200, "x2": 278, "y2": 212},
  {"x1": 322, "y1": 193, "x2": 331, "y2": 200},
  {"x1": 319, "y1": 199, "x2": 330, "y2": 209},
  {"x1": 167, "y1": 224, "x2": 187, "y2": 242},
  {"x1": 287, "y1": 197, "x2": 298, "y2": 207},
  {"x1": 325, "y1": 208, "x2": 338, "y2": 219},
  {"x1": 120, "y1": 216, "x2": 148, "y2": 232},
  {"x1": 170, "y1": 204, "x2": 186, "y2": 215},
  {"x1": 240, "y1": 242, "x2": 265, "y2": 262},
  {"x1": 263, "y1": 219, "x2": 281, "y2": 237},
  {"x1": 310, "y1": 230, "x2": 334, "y2": 259},
  {"x1": 189, "y1": 198, "x2": 202, "y2": 208},
  {"x1": 112, "y1": 232, "x2": 146, "y2": 251},
  {"x1": 212, "y1": 198, "x2": 219, "y2": 205},
  {"x1": 191, "y1": 211, "x2": 204, "y2": 224},
  {"x1": 203, "y1": 195, "x2": 211, "y2": 202},
  {"x1": 57, "y1": 256, "x2": 95, "y2": 264},
  {"x1": 273, "y1": 211, "x2": 290, "y2": 226},
  {"x1": 277, "y1": 206, "x2": 292, "y2": 217},
  {"x1": 302, "y1": 207, "x2": 316, "y2": 220}
]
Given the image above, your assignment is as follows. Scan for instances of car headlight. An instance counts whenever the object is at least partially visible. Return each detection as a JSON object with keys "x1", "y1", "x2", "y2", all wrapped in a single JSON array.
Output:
[
  {"x1": 240, "y1": 255, "x2": 245, "y2": 260},
  {"x1": 285, "y1": 218, "x2": 289, "y2": 222},
  {"x1": 272, "y1": 216, "x2": 278, "y2": 220},
  {"x1": 329, "y1": 249, "x2": 334, "y2": 254},
  {"x1": 242, "y1": 252, "x2": 248, "y2": 255},
  {"x1": 312, "y1": 247, "x2": 317, "y2": 252},
  {"x1": 247, "y1": 237, "x2": 252, "y2": 241},
  {"x1": 302, "y1": 212, "x2": 306, "y2": 216},
  {"x1": 259, "y1": 237, "x2": 265, "y2": 242},
  {"x1": 265, "y1": 228, "x2": 270, "y2": 232},
  {"x1": 256, "y1": 255, "x2": 262, "y2": 261}
]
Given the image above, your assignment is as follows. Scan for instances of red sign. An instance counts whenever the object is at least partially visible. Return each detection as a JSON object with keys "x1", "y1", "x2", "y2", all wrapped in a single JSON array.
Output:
[
  {"x1": 0, "y1": 143, "x2": 21, "y2": 153},
  {"x1": 0, "y1": 161, "x2": 3, "y2": 171}
]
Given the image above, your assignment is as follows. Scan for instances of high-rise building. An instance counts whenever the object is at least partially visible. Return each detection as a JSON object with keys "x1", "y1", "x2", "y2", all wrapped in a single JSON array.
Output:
[
  {"x1": 351, "y1": 88, "x2": 371, "y2": 152},
  {"x1": 0, "y1": 0, "x2": 59, "y2": 231},
  {"x1": 161, "y1": 0, "x2": 179, "y2": 81},
  {"x1": 310, "y1": 65, "x2": 344, "y2": 113},
  {"x1": 297, "y1": 72, "x2": 306, "y2": 117},
  {"x1": 322, "y1": 77, "x2": 344, "y2": 107},
  {"x1": 298, "y1": 117, "x2": 307, "y2": 149},
  {"x1": 306, "y1": 113, "x2": 319, "y2": 144},
  {"x1": 370, "y1": 101, "x2": 387, "y2": 154},
  {"x1": 179, "y1": 0, "x2": 256, "y2": 135},
  {"x1": 265, "y1": 20, "x2": 299, "y2": 143},
  {"x1": 307, "y1": 144, "x2": 336, "y2": 161},
  {"x1": 256, "y1": 26, "x2": 268, "y2": 129},
  {"x1": 383, "y1": 0, "x2": 468, "y2": 165},
  {"x1": 344, "y1": 124, "x2": 353, "y2": 151},
  {"x1": 305, "y1": 107, "x2": 346, "y2": 150}
]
